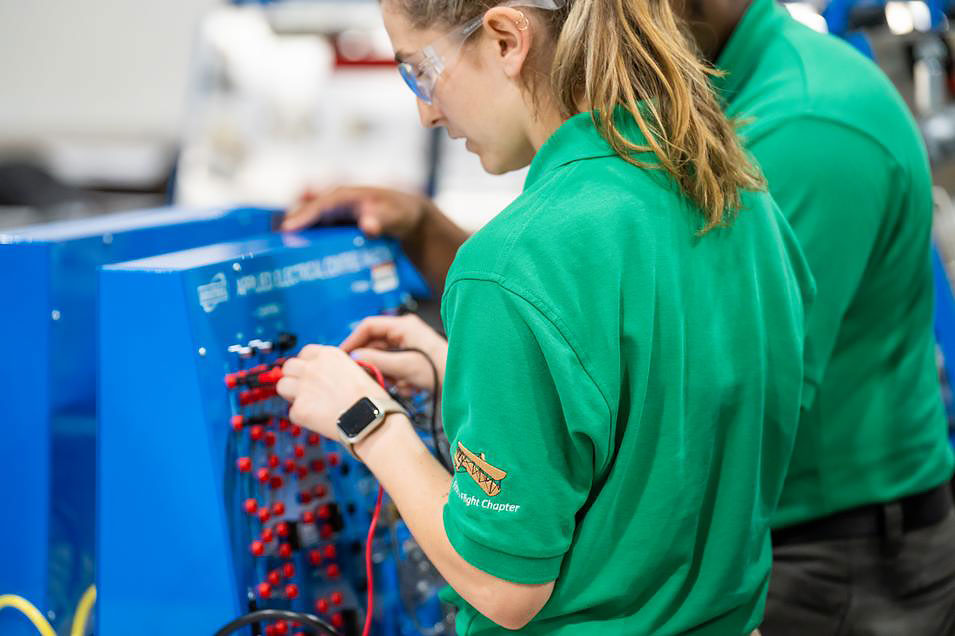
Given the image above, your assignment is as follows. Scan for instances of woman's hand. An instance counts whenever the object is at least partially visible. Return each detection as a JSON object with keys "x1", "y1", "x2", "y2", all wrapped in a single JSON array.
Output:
[
  {"x1": 276, "y1": 345, "x2": 391, "y2": 439},
  {"x1": 281, "y1": 185, "x2": 430, "y2": 238},
  {"x1": 341, "y1": 314, "x2": 449, "y2": 392}
]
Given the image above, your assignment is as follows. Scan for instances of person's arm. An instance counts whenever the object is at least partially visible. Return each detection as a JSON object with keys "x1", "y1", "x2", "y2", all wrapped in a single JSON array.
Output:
[
  {"x1": 282, "y1": 186, "x2": 469, "y2": 293},
  {"x1": 402, "y1": 198, "x2": 470, "y2": 295},
  {"x1": 355, "y1": 413, "x2": 554, "y2": 630},
  {"x1": 277, "y1": 346, "x2": 554, "y2": 630}
]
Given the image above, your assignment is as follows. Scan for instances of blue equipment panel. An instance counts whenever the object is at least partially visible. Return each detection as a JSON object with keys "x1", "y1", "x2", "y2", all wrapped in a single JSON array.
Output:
[
  {"x1": 0, "y1": 207, "x2": 276, "y2": 635},
  {"x1": 98, "y1": 229, "x2": 446, "y2": 636}
]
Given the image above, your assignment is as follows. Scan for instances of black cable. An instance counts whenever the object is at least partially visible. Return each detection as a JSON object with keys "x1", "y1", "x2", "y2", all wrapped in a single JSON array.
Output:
[
  {"x1": 213, "y1": 609, "x2": 339, "y2": 636},
  {"x1": 395, "y1": 347, "x2": 451, "y2": 473}
]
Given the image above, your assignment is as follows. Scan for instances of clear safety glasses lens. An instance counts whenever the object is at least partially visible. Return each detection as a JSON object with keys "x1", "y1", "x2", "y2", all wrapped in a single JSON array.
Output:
[{"x1": 397, "y1": 62, "x2": 433, "y2": 104}]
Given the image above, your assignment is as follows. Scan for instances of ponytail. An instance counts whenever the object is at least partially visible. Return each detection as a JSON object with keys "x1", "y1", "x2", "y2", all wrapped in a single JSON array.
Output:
[
  {"x1": 551, "y1": 0, "x2": 764, "y2": 230},
  {"x1": 397, "y1": 0, "x2": 764, "y2": 230}
]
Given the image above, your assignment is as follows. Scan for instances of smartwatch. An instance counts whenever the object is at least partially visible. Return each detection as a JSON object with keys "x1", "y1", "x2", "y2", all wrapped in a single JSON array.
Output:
[{"x1": 336, "y1": 396, "x2": 406, "y2": 459}]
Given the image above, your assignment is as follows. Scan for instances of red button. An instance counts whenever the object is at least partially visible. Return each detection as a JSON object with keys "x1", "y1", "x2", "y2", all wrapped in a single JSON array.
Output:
[
  {"x1": 225, "y1": 374, "x2": 238, "y2": 389},
  {"x1": 314, "y1": 484, "x2": 328, "y2": 498},
  {"x1": 320, "y1": 524, "x2": 333, "y2": 539},
  {"x1": 326, "y1": 564, "x2": 340, "y2": 579},
  {"x1": 308, "y1": 549, "x2": 322, "y2": 566},
  {"x1": 318, "y1": 505, "x2": 331, "y2": 520},
  {"x1": 293, "y1": 444, "x2": 305, "y2": 458},
  {"x1": 265, "y1": 627, "x2": 275, "y2": 636},
  {"x1": 278, "y1": 543, "x2": 292, "y2": 558},
  {"x1": 307, "y1": 433, "x2": 320, "y2": 446},
  {"x1": 283, "y1": 459, "x2": 296, "y2": 474},
  {"x1": 283, "y1": 563, "x2": 295, "y2": 578},
  {"x1": 250, "y1": 541, "x2": 265, "y2": 557},
  {"x1": 268, "y1": 454, "x2": 280, "y2": 469},
  {"x1": 290, "y1": 425, "x2": 302, "y2": 437},
  {"x1": 278, "y1": 418, "x2": 290, "y2": 431},
  {"x1": 298, "y1": 491, "x2": 312, "y2": 505},
  {"x1": 302, "y1": 510, "x2": 315, "y2": 524},
  {"x1": 261, "y1": 527, "x2": 274, "y2": 542},
  {"x1": 315, "y1": 598, "x2": 329, "y2": 614},
  {"x1": 296, "y1": 465, "x2": 308, "y2": 480},
  {"x1": 264, "y1": 431, "x2": 277, "y2": 447},
  {"x1": 274, "y1": 620, "x2": 288, "y2": 635},
  {"x1": 284, "y1": 583, "x2": 299, "y2": 599},
  {"x1": 250, "y1": 425, "x2": 264, "y2": 441},
  {"x1": 237, "y1": 457, "x2": 252, "y2": 473},
  {"x1": 231, "y1": 415, "x2": 244, "y2": 430},
  {"x1": 310, "y1": 460, "x2": 325, "y2": 473},
  {"x1": 271, "y1": 501, "x2": 285, "y2": 516},
  {"x1": 270, "y1": 476, "x2": 284, "y2": 490},
  {"x1": 277, "y1": 522, "x2": 289, "y2": 538},
  {"x1": 331, "y1": 613, "x2": 343, "y2": 628},
  {"x1": 256, "y1": 468, "x2": 270, "y2": 483},
  {"x1": 244, "y1": 498, "x2": 258, "y2": 515},
  {"x1": 327, "y1": 453, "x2": 340, "y2": 467},
  {"x1": 323, "y1": 544, "x2": 337, "y2": 559},
  {"x1": 258, "y1": 508, "x2": 271, "y2": 523},
  {"x1": 331, "y1": 591, "x2": 343, "y2": 605},
  {"x1": 267, "y1": 570, "x2": 281, "y2": 586}
]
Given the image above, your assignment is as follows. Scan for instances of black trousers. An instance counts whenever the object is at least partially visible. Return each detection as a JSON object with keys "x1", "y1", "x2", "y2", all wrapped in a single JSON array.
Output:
[{"x1": 761, "y1": 511, "x2": 955, "y2": 635}]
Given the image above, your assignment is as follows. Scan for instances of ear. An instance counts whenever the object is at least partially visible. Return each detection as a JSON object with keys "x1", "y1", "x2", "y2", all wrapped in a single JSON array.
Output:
[{"x1": 482, "y1": 7, "x2": 533, "y2": 79}]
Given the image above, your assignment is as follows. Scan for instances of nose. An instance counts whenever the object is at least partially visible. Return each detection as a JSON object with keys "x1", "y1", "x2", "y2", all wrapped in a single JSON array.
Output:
[{"x1": 417, "y1": 98, "x2": 443, "y2": 129}]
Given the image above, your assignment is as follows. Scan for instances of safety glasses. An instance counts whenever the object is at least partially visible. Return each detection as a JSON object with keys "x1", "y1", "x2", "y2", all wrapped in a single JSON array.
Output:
[{"x1": 395, "y1": 0, "x2": 565, "y2": 104}]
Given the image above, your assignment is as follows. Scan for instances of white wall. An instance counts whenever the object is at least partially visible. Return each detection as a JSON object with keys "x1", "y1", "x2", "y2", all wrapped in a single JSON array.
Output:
[{"x1": 0, "y1": 0, "x2": 222, "y2": 145}]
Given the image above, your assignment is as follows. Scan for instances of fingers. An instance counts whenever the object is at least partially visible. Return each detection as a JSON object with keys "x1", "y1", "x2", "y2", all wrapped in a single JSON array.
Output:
[
  {"x1": 357, "y1": 214, "x2": 382, "y2": 237},
  {"x1": 281, "y1": 357, "x2": 306, "y2": 378},
  {"x1": 340, "y1": 316, "x2": 406, "y2": 351},
  {"x1": 350, "y1": 348, "x2": 410, "y2": 375},
  {"x1": 297, "y1": 344, "x2": 328, "y2": 360},
  {"x1": 351, "y1": 348, "x2": 433, "y2": 390},
  {"x1": 282, "y1": 187, "x2": 362, "y2": 231},
  {"x1": 276, "y1": 376, "x2": 299, "y2": 401}
]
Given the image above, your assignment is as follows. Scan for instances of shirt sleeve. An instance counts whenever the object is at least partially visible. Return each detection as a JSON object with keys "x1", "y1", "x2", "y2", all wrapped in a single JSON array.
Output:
[
  {"x1": 749, "y1": 117, "x2": 900, "y2": 409},
  {"x1": 439, "y1": 275, "x2": 610, "y2": 584}
]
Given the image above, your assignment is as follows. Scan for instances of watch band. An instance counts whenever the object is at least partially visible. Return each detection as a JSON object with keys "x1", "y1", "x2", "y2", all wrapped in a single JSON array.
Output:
[{"x1": 337, "y1": 396, "x2": 406, "y2": 460}]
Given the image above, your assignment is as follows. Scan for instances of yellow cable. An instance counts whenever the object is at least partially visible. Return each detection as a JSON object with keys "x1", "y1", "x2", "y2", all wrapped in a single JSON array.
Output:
[
  {"x1": 0, "y1": 594, "x2": 56, "y2": 636},
  {"x1": 70, "y1": 585, "x2": 96, "y2": 636}
]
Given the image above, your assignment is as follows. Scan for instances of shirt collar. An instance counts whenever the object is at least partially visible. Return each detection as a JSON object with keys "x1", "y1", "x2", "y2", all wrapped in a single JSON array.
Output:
[
  {"x1": 524, "y1": 109, "x2": 653, "y2": 192},
  {"x1": 713, "y1": 0, "x2": 789, "y2": 100}
]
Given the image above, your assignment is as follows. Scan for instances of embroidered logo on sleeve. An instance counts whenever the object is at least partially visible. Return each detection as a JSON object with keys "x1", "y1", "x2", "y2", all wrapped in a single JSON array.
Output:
[{"x1": 454, "y1": 442, "x2": 507, "y2": 497}]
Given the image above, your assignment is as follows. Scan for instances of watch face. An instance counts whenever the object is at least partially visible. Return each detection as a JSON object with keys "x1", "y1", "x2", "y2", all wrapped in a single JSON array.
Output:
[{"x1": 338, "y1": 397, "x2": 381, "y2": 437}]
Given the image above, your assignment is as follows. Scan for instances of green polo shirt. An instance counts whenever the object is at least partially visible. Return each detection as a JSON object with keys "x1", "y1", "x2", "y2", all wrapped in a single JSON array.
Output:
[
  {"x1": 715, "y1": 0, "x2": 955, "y2": 528},
  {"x1": 438, "y1": 111, "x2": 814, "y2": 634}
]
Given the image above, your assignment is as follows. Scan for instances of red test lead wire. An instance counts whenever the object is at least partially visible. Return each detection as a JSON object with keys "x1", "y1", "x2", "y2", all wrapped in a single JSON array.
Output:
[{"x1": 356, "y1": 358, "x2": 386, "y2": 636}]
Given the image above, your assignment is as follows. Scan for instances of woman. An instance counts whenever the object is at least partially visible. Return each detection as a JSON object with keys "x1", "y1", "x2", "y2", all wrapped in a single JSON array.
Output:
[{"x1": 277, "y1": 0, "x2": 813, "y2": 633}]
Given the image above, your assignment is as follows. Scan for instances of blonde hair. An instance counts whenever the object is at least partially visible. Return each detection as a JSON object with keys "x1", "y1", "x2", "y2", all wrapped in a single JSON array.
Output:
[{"x1": 398, "y1": 0, "x2": 764, "y2": 230}]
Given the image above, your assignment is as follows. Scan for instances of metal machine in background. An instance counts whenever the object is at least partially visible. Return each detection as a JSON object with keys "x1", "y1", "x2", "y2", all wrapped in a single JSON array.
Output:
[
  {"x1": 0, "y1": 207, "x2": 276, "y2": 636},
  {"x1": 97, "y1": 228, "x2": 449, "y2": 635}
]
